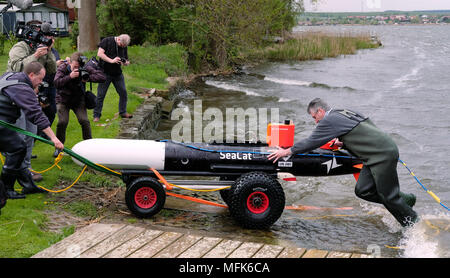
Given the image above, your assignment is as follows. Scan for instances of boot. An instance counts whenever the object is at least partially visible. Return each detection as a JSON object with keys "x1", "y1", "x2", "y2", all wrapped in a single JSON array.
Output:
[
  {"x1": 0, "y1": 168, "x2": 25, "y2": 199},
  {"x1": 17, "y1": 169, "x2": 47, "y2": 195},
  {"x1": 400, "y1": 192, "x2": 416, "y2": 208},
  {"x1": 0, "y1": 180, "x2": 7, "y2": 210}
]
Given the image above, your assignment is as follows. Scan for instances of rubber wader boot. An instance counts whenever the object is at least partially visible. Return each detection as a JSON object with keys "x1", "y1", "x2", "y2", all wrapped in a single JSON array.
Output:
[
  {"x1": 399, "y1": 192, "x2": 416, "y2": 208},
  {"x1": 0, "y1": 168, "x2": 25, "y2": 199},
  {"x1": 0, "y1": 180, "x2": 7, "y2": 214},
  {"x1": 17, "y1": 169, "x2": 47, "y2": 194}
]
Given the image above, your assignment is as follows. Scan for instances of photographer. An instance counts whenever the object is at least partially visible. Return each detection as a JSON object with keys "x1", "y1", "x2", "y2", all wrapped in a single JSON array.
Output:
[
  {"x1": 53, "y1": 52, "x2": 106, "y2": 155},
  {"x1": 0, "y1": 62, "x2": 63, "y2": 208},
  {"x1": 93, "y1": 34, "x2": 132, "y2": 122},
  {"x1": 7, "y1": 21, "x2": 57, "y2": 183},
  {"x1": 7, "y1": 21, "x2": 57, "y2": 74},
  {"x1": 40, "y1": 22, "x2": 64, "y2": 137}
]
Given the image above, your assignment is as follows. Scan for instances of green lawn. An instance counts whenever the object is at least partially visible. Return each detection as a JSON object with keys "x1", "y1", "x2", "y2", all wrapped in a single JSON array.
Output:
[{"x1": 0, "y1": 37, "x2": 188, "y2": 257}]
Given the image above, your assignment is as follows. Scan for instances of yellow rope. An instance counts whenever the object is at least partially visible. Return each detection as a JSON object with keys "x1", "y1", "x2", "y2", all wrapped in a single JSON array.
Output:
[
  {"x1": 94, "y1": 163, "x2": 122, "y2": 176},
  {"x1": 29, "y1": 152, "x2": 64, "y2": 174},
  {"x1": 384, "y1": 245, "x2": 403, "y2": 250},
  {"x1": 37, "y1": 165, "x2": 87, "y2": 193},
  {"x1": 166, "y1": 182, "x2": 231, "y2": 192},
  {"x1": 1, "y1": 152, "x2": 64, "y2": 174}
]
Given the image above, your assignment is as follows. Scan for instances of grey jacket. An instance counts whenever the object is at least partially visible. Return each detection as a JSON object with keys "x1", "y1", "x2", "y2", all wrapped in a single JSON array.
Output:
[
  {"x1": 291, "y1": 109, "x2": 368, "y2": 155},
  {"x1": 7, "y1": 41, "x2": 56, "y2": 74}
]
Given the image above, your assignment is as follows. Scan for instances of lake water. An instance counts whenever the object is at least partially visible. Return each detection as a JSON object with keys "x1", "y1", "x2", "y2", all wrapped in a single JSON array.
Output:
[{"x1": 155, "y1": 25, "x2": 450, "y2": 258}]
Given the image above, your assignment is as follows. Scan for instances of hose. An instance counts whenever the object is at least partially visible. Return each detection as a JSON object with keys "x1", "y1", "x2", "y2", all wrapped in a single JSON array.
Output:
[{"x1": 0, "y1": 119, "x2": 121, "y2": 177}]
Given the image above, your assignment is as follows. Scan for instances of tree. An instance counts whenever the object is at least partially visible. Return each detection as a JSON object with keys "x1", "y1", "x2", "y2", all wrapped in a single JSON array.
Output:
[
  {"x1": 170, "y1": 0, "x2": 303, "y2": 69},
  {"x1": 78, "y1": 0, "x2": 100, "y2": 52},
  {"x1": 97, "y1": 0, "x2": 304, "y2": 70}
]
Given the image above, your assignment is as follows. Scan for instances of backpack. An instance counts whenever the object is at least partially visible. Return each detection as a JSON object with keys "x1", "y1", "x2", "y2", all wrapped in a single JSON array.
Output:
[{"x1": 85, "y1": 56, "x2": 103, "y2": 71}]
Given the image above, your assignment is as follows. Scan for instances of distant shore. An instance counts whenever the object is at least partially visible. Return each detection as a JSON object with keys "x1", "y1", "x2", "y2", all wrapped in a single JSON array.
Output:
[{"x1": 298, "y1": 23, "x2": 449, "y2": 27}]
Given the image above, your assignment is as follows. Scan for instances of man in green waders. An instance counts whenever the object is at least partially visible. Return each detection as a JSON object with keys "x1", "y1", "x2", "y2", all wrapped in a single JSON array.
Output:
[{"x1": 268, "y1": 98, "x2": 418, "y2": 227}]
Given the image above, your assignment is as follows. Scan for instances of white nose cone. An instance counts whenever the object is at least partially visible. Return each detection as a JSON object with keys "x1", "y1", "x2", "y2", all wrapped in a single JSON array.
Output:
[{"x1": 71, "y1": 139, "x2": 165, "y2": 170}]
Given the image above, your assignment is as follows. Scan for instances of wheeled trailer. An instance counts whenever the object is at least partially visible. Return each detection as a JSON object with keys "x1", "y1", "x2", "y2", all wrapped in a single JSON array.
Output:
[{"x1": 72, "y1": 139, "x2": 363, "y2": 229}]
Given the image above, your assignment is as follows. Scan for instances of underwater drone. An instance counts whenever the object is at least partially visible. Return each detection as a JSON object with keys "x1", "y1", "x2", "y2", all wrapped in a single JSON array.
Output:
[{"x1": 71, "y1": 122, "x2": 363, "y2": 229}]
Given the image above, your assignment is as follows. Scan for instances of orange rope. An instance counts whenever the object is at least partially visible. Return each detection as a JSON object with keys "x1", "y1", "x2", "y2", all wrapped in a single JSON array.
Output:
[
  {"x1": 166, "y1": 191, "x2": 228, "y2": 208},
  {"x1": 150, "y1": 167, "x2": 354, "y2": 211},
  {"x1": 150, "y1": 168, "x2": 173, "y2": 190}
]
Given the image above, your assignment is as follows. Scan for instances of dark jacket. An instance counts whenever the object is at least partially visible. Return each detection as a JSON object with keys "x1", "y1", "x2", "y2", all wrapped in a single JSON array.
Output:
[
  {"x1": 0, "y1": 72, "x2": 50, "y2": 130},
  {"x1": 54, "y1": 62, "x2": 106, "y2": 107},
  {"x1": 98, "y1": 36, "x2": 128, "y2": 76},
  {"x1": 291, "y1": 108, "x2": 399, "y2": 166}
]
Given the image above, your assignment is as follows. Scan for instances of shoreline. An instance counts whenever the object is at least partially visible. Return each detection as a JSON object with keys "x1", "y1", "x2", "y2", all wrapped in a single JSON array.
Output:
[{"x1": 298, "y1": 23, "x2": 449, "y2": 27}]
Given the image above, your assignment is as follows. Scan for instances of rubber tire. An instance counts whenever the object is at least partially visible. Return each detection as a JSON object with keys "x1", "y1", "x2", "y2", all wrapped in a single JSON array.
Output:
[
  {"x1": 229, "y1": 172, "x2": 285, "y2": 229},
  {"x1": 125, "y1": 177, "x2": 166, "y2": 218}
]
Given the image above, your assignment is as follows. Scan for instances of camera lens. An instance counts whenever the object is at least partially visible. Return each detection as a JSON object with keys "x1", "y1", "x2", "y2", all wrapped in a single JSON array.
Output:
[{"x1": 80, "y1": 70, "x2": 89, "y2": 81}]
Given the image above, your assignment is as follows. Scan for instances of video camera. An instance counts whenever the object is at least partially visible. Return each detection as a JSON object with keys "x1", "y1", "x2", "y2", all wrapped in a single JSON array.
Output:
[
  {"x1": 15, "y1": 22, "x2": 54, "y2": 50},
  {"x1": 77, "y1": 56, "x2": 90, "y2": 82},
  {"x1": 37, "y1": 81, "x2": 50, "y2": 106}
]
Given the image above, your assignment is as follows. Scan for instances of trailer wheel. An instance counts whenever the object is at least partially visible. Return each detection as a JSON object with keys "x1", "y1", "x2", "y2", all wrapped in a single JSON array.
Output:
[
  {"x1": 229, "y1": 172, "x2": 285, "y2": 229},
  {"x1": 125, "y1": 177, "x2": 166, "y2": 218}
]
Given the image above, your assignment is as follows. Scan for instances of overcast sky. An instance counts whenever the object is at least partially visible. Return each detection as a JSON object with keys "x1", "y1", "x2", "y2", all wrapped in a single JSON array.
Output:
[{"x1": 304, "y1": 0, "x2": 450, "y2": 12}]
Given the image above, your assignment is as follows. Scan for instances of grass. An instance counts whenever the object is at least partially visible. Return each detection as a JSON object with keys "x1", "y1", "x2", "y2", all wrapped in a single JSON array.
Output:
[
  {"x1": 243, "y1": 31, "x2": 380, "y2": 62},
  {"x1": 0, "y1": 37, "x2": 188, "y2": 258}
]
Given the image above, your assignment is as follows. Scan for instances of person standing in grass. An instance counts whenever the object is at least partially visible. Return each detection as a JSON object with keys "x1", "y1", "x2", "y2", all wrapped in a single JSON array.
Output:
[
  {"x1": 53, "y1": 52, "x2": 106, "y2": 157},
  {"x1": 93, "y1": 34, "x2": 132, "y2": 122},
  {"x1": 0, "y1": 62, "x2": 63, "y2": 203}
]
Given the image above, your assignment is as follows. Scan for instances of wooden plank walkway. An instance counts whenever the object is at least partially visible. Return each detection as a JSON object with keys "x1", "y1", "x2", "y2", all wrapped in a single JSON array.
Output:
[{"x1": 32, "y1": 223, "x2": 370, "y2": 258}]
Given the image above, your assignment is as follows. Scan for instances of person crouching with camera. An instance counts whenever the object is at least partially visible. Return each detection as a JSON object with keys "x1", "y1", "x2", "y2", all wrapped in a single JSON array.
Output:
[{"x1": 53, "y1": 52, "x2": 106, "y2": 157}]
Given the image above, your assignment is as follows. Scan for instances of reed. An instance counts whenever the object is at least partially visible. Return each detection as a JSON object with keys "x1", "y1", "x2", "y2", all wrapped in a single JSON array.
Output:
[{"x1": 244, "y1": 31, "x2": 380, "y2": 62}]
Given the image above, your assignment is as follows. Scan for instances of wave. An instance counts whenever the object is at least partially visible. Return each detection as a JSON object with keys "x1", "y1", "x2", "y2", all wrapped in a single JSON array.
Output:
[
  {"x1": 399, "y1": 214, "x2": 450, "y2": 258},
  {"x1": 205, "y1": 80, "x2": 261, "y2": 96},
  {"x1": 278, "y1": 97, "x2": 292, "y2": 103},
  {"x1": 392, "y1": 66, "x2": 421, "y2": 88},
  {"x1": 360, "y1": 202, "x2": 450, "y2": 258},
  {"x1": 392, "y1": 46, "x2": 427, "y2": 89},
  {"x1": 264, "y1": 77, "x2": 312, "y2": 87},
  {"x1": 264, "y1": 76, "x2": 356, "y2": 91}
]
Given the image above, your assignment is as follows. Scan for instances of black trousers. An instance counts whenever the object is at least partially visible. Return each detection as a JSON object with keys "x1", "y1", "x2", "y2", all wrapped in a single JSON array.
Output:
[
  {"x1": 355, "y1": 164, "x2": 418, "y2": 226},
  {"x1": 0, "y1": 125, "x2": 27, "y2": 206}
]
